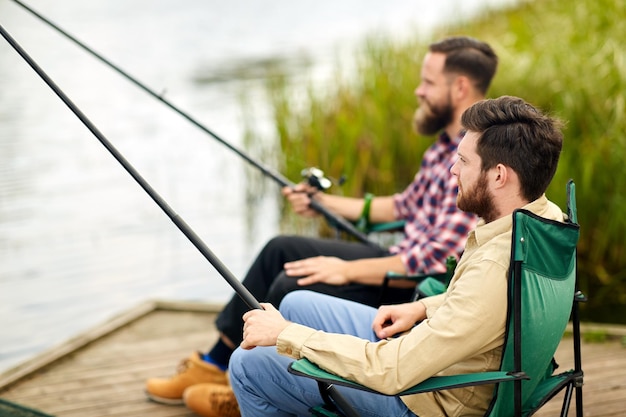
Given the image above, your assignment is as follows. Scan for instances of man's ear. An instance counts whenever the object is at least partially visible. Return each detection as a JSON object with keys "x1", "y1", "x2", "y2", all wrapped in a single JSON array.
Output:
[
  {"x1": 492, "y1": 163, "x2": 509, "y2": 189},
  {"x1": 452, "y1": 75, "x2": 471, "y2": 102}
]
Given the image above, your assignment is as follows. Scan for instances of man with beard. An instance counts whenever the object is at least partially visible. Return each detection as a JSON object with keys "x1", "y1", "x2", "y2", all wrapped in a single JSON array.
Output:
[
  {"x1": 145, "y1": 36, "x2": 498, "y2": 416},
  {"x1": 229, "y1": 95, "x2": 566, "y2": 417}
]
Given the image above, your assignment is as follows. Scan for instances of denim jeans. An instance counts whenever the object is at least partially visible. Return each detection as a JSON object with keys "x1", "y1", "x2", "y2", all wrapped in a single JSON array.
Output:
[{"x1": 229, "y1": 291, "x2": 417, "y2": 417}]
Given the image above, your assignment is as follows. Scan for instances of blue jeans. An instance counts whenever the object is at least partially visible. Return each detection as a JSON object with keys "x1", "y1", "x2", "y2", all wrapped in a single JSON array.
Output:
[{"x1": 229, "y1": 291, "x2": 417, "y2": 417}]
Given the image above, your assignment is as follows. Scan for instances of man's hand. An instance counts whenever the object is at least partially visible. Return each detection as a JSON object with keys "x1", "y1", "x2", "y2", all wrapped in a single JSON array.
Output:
[
  {"x1": 372, "y1": 301, "x2": 426, "y2": 339},
  {"x1": 284, "y1": 256, "x2": 350, "y2": 286},
  {"x1": 282, "y1": 183, "x2": 320, "y2": 217},
  {"x1": 241, "y1": 303, "x2": 291, "y2": 350}
]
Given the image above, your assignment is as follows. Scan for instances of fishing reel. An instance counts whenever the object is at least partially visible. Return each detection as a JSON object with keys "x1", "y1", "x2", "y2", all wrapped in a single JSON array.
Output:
[{"x1": 301, "y1": 167, "x2": 338, "y2": 191}]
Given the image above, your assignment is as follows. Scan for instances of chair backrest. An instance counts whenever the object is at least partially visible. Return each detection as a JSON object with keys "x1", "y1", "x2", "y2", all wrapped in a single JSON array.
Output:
[{"x1": 487, "y1": 185, "x2": 580, "y2": 416}]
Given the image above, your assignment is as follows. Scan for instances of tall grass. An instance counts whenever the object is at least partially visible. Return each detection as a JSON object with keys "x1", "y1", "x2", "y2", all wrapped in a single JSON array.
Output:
[
  {"x1": 472, "y1": 0, "x2": 626, "y2": 323},
  {"x1": 245, "y1": 0, "x2": 626, "y2": 323},
  {"x1": 260, "y1": 40, "x2": 431, "y2": 197}
]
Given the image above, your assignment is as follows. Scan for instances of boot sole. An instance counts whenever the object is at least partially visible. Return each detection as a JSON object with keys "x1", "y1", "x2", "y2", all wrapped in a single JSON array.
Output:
[{"x1": 145, "y1": 390, "x2": 185, "y2": 405}]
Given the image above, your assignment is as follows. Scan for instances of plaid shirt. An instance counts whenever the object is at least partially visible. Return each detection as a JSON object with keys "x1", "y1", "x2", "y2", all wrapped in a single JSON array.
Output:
[{"x1": 389, "y1": 131, "x2": 477, "y2": 274}]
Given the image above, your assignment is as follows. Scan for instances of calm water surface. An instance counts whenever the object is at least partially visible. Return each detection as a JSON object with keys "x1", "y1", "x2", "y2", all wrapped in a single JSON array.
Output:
[{"x1": 0, "y1": 0, "x2": 514, "y2": 372}]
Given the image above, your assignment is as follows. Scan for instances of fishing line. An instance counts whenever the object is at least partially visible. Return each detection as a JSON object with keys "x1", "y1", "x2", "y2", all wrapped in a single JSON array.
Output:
[
  {"x1": 0, "y1": 22, "x2": 261, "y2": 311},
  {"x1": 10, "y1": 0, "x2": 376, "y2": 248}
]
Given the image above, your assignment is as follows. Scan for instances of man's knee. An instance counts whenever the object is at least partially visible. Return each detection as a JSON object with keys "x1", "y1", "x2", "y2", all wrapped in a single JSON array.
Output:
[
  {"x1": 266, "y1": 272, "x2": 301, "y2": 306},
  {"x1": 230, "y1": 346, "x2": 280, "y2": 387},
  {"x1": 279, "y1": 290, "x2": 326, "y2": 321},
  {"x1": 262, "y1": 235, "x2": 300, "y2": 255}
]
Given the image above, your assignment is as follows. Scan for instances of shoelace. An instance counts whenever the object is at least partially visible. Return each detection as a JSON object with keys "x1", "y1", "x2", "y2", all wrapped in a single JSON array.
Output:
[{"x1": 176, "y1": 359, "x2": 191, "y2": 374}]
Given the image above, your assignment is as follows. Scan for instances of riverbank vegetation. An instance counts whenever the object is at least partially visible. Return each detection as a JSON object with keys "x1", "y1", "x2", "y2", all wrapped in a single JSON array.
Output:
[{"x1": 245, "y1": 0, "x2": 625, "y2": 323}]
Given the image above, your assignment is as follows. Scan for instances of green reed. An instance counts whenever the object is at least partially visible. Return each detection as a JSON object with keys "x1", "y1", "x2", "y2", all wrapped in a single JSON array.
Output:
[{"x1": 243, "y1": 0, "x2": 626, "y2": 323}]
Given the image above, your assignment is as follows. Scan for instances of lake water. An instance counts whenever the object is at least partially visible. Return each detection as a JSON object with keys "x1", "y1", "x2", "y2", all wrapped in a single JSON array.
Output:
[{"x1": 0, "y1": 0, "x2": 515, "y2": 373}]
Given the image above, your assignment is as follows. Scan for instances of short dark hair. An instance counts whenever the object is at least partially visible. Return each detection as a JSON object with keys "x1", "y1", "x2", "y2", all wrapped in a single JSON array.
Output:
[
  {"x1": 461, "y1": 96, "x2": 564, "y2": 201},
  {"x1": 429, "y1": 36, "x2": 498, "y2": 94}
]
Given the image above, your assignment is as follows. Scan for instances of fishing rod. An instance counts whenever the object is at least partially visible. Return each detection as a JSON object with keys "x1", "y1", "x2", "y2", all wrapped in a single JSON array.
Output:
[
  {"x1": 0, "y1": 23, "x2": 261, "y2": 311},
  {"x1": 11, "y1": 0, "x2": 376, "y2": 248},
  {"x1": 1, "y1": 25, "x2": 360, "y2": 417}
]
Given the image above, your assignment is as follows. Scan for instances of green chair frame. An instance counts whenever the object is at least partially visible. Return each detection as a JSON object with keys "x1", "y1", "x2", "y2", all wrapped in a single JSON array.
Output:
[
  {"x1": 378, "y1": 255, "x2": 456, "y2": 305},
  {"x1": 289, "y1": 180, "x2": 584, "y2": 417}
]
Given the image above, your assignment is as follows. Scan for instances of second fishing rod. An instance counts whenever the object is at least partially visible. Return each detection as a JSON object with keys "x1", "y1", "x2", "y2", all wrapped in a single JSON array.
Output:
[
  {"x1": 11, "y1": 0, "x2": 376, "y2": 248},
  {"x1": 0, "y1": 22, "x2": 360, "y2": 417}
]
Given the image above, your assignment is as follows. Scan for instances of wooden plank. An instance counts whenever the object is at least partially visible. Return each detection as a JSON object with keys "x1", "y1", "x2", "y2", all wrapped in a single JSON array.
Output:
[
  {"x1": 0, "y1": 300, "x2": 157, "y2": 390},
  {"x1": 1, "y1": 301, "x2": 625, "y2": 417},
  {"x1": 534, "y1": 339, "x2": 626, "y2": 416},
  {"x1": 0, "y1": 300, "x2": 222, "y2": 417}
]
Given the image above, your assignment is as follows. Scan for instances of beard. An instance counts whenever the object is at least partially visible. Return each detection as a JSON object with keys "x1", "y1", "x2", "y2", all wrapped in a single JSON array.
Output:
[
  {"x1": 412, "y1": 95, "x2": 454, "y2": 136},
  {"x1": 457, "y1": 172, "x2": 498, "y2": 222}
]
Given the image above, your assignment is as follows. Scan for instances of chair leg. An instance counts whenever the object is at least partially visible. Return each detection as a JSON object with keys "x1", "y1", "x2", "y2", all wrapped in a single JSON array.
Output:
[
  {"x1": 575, "y1": 385, "x2": 583, "y2": 417},
  {"x1": 572, "y1": 292, "x2": 585, "y2": 417},
  {"x1": 317, "y1": 381, "x2": 343, "y2": 416},
  {"x1": 326, "y1": 384, "x2": 360, "y2": 417},
  {"x1": 316, "y1": 382, "x2": 362, "y2": 417},
  {"x1": 559, "y1": 384, "x2": 573, "y2": 417},
  {"x1": 377, "y1": 276, "x2": 390, "y2": 305}
]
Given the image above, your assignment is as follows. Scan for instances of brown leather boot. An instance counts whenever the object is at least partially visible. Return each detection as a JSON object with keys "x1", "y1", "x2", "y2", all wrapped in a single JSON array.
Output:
[
  {"x1": 145, "y1": 352, "x2": 228, "y2": 404},
  {"x1": 184, "y1": 383, "x2": 241, "y2": 417}
]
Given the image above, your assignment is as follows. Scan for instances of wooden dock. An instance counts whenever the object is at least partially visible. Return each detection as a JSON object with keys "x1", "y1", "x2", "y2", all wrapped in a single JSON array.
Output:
[{"x1": 0, "y1": 299, "x2": 624, "y2": 416}]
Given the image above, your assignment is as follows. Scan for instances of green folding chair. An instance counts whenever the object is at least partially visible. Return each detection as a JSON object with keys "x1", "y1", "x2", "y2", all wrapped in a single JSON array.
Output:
[{"x1": 289, "y1": 180, "x2": 584, "y2": 417}]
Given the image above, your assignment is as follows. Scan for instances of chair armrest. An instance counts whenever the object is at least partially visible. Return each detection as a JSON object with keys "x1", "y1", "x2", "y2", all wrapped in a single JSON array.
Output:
[
  {"x1": 381, "y1": 272, "x2": 448, "y2": 303},
  {"x1": 288, "y1": 358, "x2": 529, "y2": 396},
  {"x1": 365, "y1": 220, "x2": 406, "y2": 234},
  {"x1": 415, "y1": 278, "x2": 447, "y2": 298},
  {"x1": 385, "y1": 270, "x2": 448, "y2": 283},
  {"x1": 385, "y1": 255, "x2": 456, "y2": 285},
  {"x1": 379, "y1": 256, "x2": 456, "y2": 304},
  {"x1": 353, "y1": 192, "x2": 406, "y2": 234}
]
